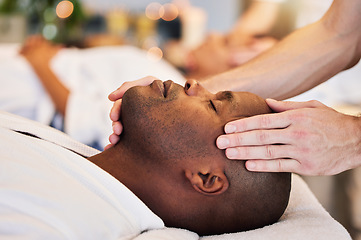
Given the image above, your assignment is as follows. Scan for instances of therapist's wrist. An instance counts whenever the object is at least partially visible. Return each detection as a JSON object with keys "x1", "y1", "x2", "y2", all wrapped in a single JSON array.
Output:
[{"x1": 352, "y1": 116, "x2": 361, "y2": 169}]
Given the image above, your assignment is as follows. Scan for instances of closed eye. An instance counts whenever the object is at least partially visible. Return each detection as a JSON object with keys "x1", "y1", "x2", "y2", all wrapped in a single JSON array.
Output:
[{"x1": 209, "y1": 100, "x2": 217, "y2": 112}]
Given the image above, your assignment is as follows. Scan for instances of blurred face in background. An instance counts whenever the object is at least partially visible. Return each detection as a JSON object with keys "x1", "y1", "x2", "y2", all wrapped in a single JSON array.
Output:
[
  {"x1": 185, "y1": 33, "x2": 277, "y2": 79},
  {"x1": 186, "y1": 33, "x2": 232, "y2": 78}
]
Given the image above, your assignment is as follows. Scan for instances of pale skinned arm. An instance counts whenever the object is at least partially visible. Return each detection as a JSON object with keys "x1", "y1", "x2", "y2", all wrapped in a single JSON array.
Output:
[
  {"x1": 20, "y1": 36, "x2": 69, "y2": 116},
  {"x1": 202, "y1": 0, "x2": 361, "y2": 98},
  {"x1": 212, "y1": 0, "x2": 361, "y2": 176}
]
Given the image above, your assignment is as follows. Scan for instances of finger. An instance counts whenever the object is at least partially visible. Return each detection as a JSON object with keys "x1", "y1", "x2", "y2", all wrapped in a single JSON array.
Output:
[
  {"x1": 224, "y1": 112, "x2": 291, "y2": 134},
  {"x1": 217, "y1": 128, "x2": 289, "y2": 149},
  {"x1": 224, "y1": 145, "x2": 293, "y2": 160},
  {"x1": 108, "y1": 76, "x2": 157, "y2": 101},
  {"x1": 104, "y1": 144, "x2": 113, "y2": 151},
  {"x1": 109, "y1": 133, "x2": 120, "y2": 145},
  {"x1": 266, "y1": 99, "x2": 326, "y2": 112},
  {"x1": 112, "y1": 121, "x2": 123, "y2": 135},
  {"x1": 109, "y1": 99, "x2": 122, "y2": 122},
  {"x1": 108, "y1": 86, "x2": 128, "y2": 101},
  {"x1": 245, "y1": 159, "x2": 301, "y2": 173}
]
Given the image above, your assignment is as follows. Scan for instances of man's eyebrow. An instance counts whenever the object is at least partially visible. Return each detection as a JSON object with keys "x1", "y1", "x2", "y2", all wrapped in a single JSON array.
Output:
[{"x1": 221, "y1": 91, "x2": 234, "y2": 101}]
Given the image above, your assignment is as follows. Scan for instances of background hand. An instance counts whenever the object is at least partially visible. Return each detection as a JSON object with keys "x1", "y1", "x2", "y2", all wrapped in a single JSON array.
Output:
[
  {"x1": 105, "y1": 76, "x2": 159, "y2": 150},
  {"x1": 216, "y1": 99, "x2": 361, "y2": 176},
  {"x1": 20, "y1": 35, "x2": 63, "y2": 67},
  {"x1": 228, "y1": 37, "x2": 277, "y2": 66}
]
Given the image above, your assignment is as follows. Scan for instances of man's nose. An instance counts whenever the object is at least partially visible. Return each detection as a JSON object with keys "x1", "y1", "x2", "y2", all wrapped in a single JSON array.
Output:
[{"x1": 184, "y1": 79, "x2": 210, "y2": 98}]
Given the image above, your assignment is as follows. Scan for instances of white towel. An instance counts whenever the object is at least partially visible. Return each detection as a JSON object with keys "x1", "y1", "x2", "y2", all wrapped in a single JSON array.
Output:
[
  {"x1": 131, "y1": 174, "x2": 350, "y2": 240},
  {"x1": 0, "y1": 110, "x2": 98, "y2": 157}
]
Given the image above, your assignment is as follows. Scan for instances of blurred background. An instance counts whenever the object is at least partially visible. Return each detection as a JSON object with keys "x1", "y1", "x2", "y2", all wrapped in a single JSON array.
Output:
[
  {"x1": 0, "y1": 0, "x2": 248, "y2": 74},
  {"x1": 0, "y1": 0, "x2": 239, "y2": 49}
]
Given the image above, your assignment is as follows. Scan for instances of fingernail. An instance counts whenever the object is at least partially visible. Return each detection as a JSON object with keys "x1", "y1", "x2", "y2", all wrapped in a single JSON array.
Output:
[
  {"x1": 217, "y1": 137, "x2": 230, "y2": 148},
  {"x1": 226, "y1": 148, "x2": 238, "y2": 158},
  {"x1": 265, "y1": 98, "x2": 277, "y2": 104},
  {"x1": 225, "y1": 124, "x2": 236, "y2": 133},
  {"x1": 246, "y1": 161, "x2": 256, "y2": 170},
  {"x1": 110, "y1": 112, "x2": 116, "y2": 121}
]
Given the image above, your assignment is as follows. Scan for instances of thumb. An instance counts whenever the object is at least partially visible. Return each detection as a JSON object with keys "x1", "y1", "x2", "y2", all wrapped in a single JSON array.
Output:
[
  {"x1": 108, "y1": 76, "x2": 157, "y2": 101},
  {"x1": 266, "y1": 98, "x2": 324, "y2": 112}
]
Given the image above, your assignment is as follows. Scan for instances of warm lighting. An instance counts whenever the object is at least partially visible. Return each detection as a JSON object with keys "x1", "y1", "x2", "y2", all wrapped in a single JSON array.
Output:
[
  {"x1": 162, "y1": 3, "x2": 179, "y2": 21},
  {"x1": 145, "y1": 2, "x2": 164, "y2": 20},
  {"x1": 142, "y1": 37, "x2": 158, "y2": 50},
  {"x1": 147, "y1": 47, "x2": 163, "y2": 61},
  {"x1": 56, "y1": 0, "x2": 74, "y2": 19}
]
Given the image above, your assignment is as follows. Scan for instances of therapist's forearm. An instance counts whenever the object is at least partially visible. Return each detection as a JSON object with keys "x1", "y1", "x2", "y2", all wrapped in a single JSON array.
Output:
[{"x1": 202, "y1": 0, "x2": 361, "y2": 99}]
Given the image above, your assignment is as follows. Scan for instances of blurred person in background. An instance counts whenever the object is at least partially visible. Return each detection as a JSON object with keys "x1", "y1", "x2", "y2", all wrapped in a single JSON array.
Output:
[
  {"x1": 166, "y1": 0, "x2": 297, "y2": 79},
  {"x1": 1, "y1": 33, "x2": 256, "y2": 150},
  {"x1": 0, "y1": 35, "x2": 185, "y2": 150}
]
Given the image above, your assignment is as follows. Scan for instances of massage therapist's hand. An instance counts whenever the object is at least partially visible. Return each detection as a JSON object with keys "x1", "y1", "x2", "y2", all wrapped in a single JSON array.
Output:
[
  {"x1": 105, "y1": 76, "x2": 158, "y2": 150},
  {"x1": 217, "y1": 99, "x2": 361, "y2": 176}
]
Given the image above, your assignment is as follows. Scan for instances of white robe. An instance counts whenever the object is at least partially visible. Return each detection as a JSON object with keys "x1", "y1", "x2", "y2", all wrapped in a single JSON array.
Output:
[{"x1": 0, "y1": 123, "x2": 164, "y2": 239}]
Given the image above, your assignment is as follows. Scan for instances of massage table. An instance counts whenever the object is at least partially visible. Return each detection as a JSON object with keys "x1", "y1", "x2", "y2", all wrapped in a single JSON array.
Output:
[{"x1": 0, "y1": 110, "x2": 351, "y2": 239}]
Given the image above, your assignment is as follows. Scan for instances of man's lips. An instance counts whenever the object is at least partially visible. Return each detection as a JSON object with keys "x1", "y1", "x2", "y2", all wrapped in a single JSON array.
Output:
[
  {"x1": 163, "y1": 80, "x2": 173, "y2": 98},
  {"x1": 153, "y1": 80, "x2": 173, "y2": 98},
  {"x1": 153, "y1": 80, "x2": 164, "y2": 96}
]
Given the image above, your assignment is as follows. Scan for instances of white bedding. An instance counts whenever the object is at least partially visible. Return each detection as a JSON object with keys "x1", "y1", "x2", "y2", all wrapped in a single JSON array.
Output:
[{"x1": 0, "y1": 110, "x2": 351, "y2": 240}]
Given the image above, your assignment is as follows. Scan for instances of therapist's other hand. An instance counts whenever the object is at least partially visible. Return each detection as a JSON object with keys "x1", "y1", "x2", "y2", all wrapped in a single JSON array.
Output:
[
  {"x1": 216, "y1": 99, "x2": 361, "y2": 176},
  {"x1": 105, "y1": 76, "x2": 158, "y2": 150}
]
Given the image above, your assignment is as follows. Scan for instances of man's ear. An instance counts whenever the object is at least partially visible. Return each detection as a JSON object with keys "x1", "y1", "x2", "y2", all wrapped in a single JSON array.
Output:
[{"x1": 185, "y1": 169, "x2": 229, "y2": 196}]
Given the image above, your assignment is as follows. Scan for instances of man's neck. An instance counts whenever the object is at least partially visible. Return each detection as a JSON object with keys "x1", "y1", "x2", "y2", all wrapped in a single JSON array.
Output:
[
  {"x1": 87, "y1": 142, "x2": 148, "y2": 195},
  {"x1": 87, "y1": 144, "x2": 128, "y2": 182}
]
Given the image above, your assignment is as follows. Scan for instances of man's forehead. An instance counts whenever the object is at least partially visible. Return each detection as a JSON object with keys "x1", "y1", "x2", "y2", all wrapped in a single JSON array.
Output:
[{"x1": 229, "y1": 92, "x2": 270, "y2": 117}]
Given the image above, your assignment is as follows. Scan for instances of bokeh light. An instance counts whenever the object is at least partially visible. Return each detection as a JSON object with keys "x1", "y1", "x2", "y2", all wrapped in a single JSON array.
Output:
[
  {"x1": 145, "y1": 2, "x2": 164, "y2": 20},
  {"x1": 56, "y1": 0, "x2": 74, "y2": 19},
  {"x1": 147, "y1": 46, "x2": 163, "y2": 61},
  {"x1": 162, "y1": 3, "x2": 179, "y2": 21},
  {"x1": 43, "y1": 24, "x2": 58, "y2": 40}
]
